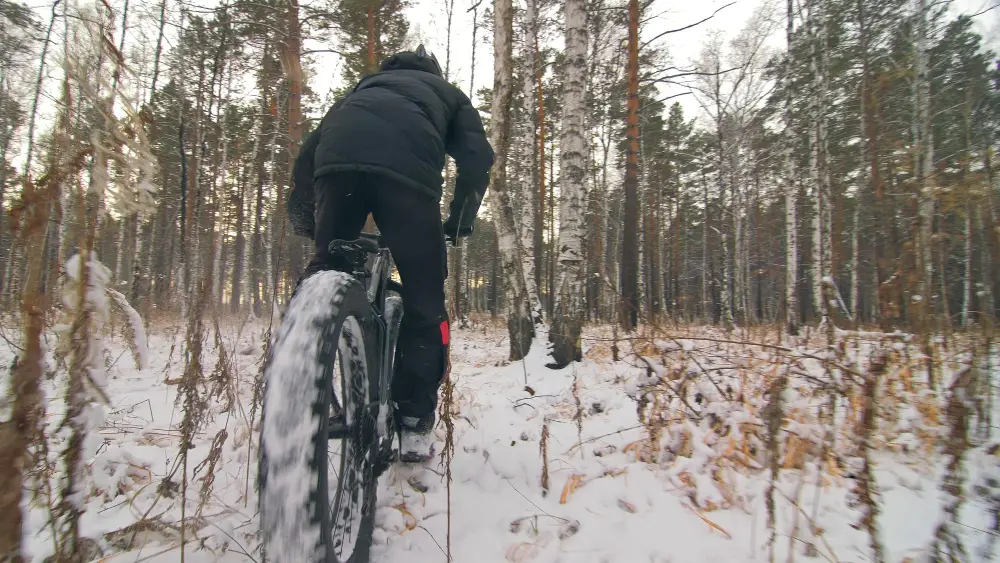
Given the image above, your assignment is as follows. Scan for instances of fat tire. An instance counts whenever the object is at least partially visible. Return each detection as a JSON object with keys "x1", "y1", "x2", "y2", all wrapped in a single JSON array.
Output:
[{"x1": 259, "y1": 270, "x2": 378, "y2": 563}]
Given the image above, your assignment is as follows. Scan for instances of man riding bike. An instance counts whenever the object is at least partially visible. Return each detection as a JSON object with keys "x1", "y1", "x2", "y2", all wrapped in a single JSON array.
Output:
[{"x1": 287, "y1": 45, "x2": 494, "y2": 463}]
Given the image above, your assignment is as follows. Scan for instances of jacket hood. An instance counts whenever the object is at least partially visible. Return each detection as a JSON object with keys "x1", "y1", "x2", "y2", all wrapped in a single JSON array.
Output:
[{"x1": 379, "y1": 51, "x2": 442, "y2": 77}]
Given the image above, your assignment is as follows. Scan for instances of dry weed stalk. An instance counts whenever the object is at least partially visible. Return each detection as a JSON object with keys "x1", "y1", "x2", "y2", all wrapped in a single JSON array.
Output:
[
  {"x1": 540, "y1": 419, "x2": 550, "y2": 496},
  {"x1": 193, "y1": 428, "x2": 228, "y2": 517},
  {"x1": 571, "y1": 369, "x2": 583, "y2": 457},
  {"x1": 209, "y1": 316, "x2": 237, "y2": 412},
  {"x1": 0, "y1": 8, "x2": 78, "y2": 556},
  {"x1": 764, "y1": 371, "x2": 787, "y2": 563},
  {"x1": 437, "y1": 354, "x2": 456, "y2": 562},
  {"x1": 931, "y1": 357, "x2": 974, "y2": 561},
  {"x1": 175, "y1": 274, "x2": 213, "y2": 562},
  {"x1": 246, "y1": 325, "x2": 269, "y2": 506},
  {"x1": 851, "y1": 351, "x2": 885, "y2": 563}
]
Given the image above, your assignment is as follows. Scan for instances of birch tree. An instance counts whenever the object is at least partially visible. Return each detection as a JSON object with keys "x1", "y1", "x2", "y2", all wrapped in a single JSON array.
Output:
[
  {"x1": 550, "y1": 0, "x2": 587, "y2": 367},
  {"x1": 809, "y1": 0, "x2": 833, "y2": 327},
  {"x1": 520, "y1": 0, "x2": 544, "y2": 324},
  {"x1": 784, "y1": 0, "x2": 799, "y2": 336},
  {"x1": 490, "y1": 0, "x2": 535, "y2": 359},
  {"x1": 913, "y1": 0, "x2": 937, "y2": 385}
]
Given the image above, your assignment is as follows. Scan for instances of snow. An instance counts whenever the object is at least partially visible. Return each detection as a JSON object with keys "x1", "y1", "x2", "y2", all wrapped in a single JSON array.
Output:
[{"x1": 1, "y1": 316, "x2": 998, "y2": 562}]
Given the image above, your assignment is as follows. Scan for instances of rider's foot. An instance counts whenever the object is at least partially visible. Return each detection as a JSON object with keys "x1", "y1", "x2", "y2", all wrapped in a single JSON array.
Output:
[{"x1": 399, "y1": 413, "x2": 435, "y2": 463}]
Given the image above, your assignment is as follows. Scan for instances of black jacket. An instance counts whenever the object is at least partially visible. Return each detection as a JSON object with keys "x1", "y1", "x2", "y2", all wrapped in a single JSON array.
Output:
[{"x1": 288, "y1": 52, "x2": 494, "y2": 239}]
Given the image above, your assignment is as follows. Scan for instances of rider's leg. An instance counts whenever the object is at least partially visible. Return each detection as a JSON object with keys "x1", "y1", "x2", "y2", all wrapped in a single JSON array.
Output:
[
  {"x1": 366, "y1": 174, "x2": 448, "y2": 460},
  {"x1": 303, "y1": 172, "x2": 370, "y2": 280}
]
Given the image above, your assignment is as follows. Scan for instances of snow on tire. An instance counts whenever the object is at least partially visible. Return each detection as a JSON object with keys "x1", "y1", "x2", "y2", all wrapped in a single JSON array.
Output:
[{"x1": 259, "y1": 270, "x2": 372, "y2": 563}]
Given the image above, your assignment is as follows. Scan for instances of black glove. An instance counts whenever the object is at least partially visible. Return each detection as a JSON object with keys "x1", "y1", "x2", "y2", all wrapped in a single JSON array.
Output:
[{"x1": 443, "y1": 193, "x2": 481, "y2": 244}]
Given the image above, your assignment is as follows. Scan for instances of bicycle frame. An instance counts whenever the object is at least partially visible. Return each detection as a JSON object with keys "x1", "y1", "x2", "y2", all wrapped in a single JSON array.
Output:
[{"x1": 330, "y1": 232, "x2": 398, "y2": 443}]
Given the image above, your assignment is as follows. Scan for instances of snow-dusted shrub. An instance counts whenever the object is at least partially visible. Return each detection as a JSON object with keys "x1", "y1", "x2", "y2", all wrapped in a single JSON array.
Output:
[
  {"x1": 53, "y1": 252, "x2": 115, "y2": 558},
  {"x1": 107, "y1": 289, "x2": 150, "y2": 370}
]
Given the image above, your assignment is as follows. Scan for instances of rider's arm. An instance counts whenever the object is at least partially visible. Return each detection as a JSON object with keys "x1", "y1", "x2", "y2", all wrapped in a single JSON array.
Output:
[
  {"x1": 445, "y1": 91, "x2": 495, "y2": 223},
  {"x1": 288, "y1": 125, "x2": 322, "y2": 239}
]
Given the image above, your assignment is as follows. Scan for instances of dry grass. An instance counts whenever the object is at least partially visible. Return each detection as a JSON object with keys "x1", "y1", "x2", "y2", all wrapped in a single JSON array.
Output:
[{"x1": 620, "y1": 323, "x2": 981, "y2": 520}]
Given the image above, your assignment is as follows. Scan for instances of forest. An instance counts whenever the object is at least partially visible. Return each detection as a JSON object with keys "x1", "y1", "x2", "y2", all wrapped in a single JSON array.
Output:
[
  {"x1": 1, "y1": 0, "x2": 1000, "y2": 559},
  {"x1": 1, "y1": 0, "x2": 998, "y2": 352}
]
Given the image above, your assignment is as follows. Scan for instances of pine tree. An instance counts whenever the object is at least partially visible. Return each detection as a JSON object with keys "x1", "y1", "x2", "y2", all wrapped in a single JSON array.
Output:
[{"x1": 332, "y1": 0, "x2": 409, "y2": 87}]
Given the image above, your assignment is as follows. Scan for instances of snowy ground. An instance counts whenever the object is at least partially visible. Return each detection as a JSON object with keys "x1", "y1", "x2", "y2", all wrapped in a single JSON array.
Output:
[{"x1": 2, "y1": 316, "x2": 998, "y2": 562}]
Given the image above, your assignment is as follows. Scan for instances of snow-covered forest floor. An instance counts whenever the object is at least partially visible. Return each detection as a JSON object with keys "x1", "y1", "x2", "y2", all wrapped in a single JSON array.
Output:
[{"x1": 2, "y1": 316, "x2": 998, "y2": 562}]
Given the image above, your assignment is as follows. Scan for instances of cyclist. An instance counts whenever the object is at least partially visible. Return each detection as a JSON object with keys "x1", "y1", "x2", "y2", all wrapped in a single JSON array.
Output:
[{"x1": 287, "y1": 45, "x2": 494, "y2": 462}]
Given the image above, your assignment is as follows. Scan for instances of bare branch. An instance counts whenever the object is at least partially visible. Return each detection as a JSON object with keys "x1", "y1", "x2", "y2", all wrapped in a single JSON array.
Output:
[
  {"x1": 640, "y1": 2, "x2": 737, "y2": 52},
  {"x1": 639, "y1": 91, "x2": 691, "y2": 112},
  {"x1": 642, "y1": 66, "x2": 743, "y2": 86},
  {"x1": 301, "y1": 48, "x2": 350, "y2": 57},
  {"x1": 967, "y1": 3, "x2": 1000, "y2": 18}
]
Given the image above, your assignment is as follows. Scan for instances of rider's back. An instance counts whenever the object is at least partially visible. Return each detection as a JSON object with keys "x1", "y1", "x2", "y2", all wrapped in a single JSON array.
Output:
[{"x1": 311, "y1": 52, "x2": 488, "y2": 201}]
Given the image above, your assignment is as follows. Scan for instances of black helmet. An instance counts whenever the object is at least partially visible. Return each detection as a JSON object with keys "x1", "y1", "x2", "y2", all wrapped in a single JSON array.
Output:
[
  {"x1": 379, "y1": 44, "x2": 443, "y2": 77},
  {"x1": 414, "y1": 44, "x2": 442, "y2": 75}
]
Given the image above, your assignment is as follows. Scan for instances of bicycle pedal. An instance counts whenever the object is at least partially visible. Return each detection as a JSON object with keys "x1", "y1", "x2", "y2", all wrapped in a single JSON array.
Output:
[{"x1": 328, "y1": 417, "x2": 348, "y2": 439}]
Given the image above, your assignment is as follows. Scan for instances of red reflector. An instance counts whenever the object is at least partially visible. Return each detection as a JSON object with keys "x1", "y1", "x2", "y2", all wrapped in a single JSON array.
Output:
[{"x1": 440, "y1": 321, "x2": 450, "y2": 346}]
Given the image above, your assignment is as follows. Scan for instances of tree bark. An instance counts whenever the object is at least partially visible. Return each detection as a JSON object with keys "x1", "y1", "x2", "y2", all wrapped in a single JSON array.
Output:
[
  {"x1": 490, "y1": 0, "x2": 535, "y2": 359},
  {"x1": 550, "y1": 0, "x2": 587, "y2": 367},
  {"x1": 914, "y1": 0, "x2": 936, "y2": 386},
  {"x1": 809, "y1": 0, "x2": 832, "y2": 328},
  {"x1": 280, "y1": 0, "x2": 304, "y2": 291},
  {"x1": 784, "y1": 0, "x2": 799, "y2": 336},
  {"x1": 621, "y1": 0, "x2": 640, "y2": 330}
]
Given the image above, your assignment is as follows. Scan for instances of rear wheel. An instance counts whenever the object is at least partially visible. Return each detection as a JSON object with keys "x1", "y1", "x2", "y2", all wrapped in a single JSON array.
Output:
[{"x1": 259, "y1": 270, "x2": 379, "y2": 563}]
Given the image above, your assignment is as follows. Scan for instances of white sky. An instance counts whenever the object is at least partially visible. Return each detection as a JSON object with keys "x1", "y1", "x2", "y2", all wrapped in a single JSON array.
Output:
[{"x1": 305, "y1": 0, "x2": 1000, "y2": 123}]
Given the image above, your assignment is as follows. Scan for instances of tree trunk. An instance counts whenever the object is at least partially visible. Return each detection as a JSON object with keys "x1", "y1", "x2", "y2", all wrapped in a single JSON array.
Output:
[
  {"x1": 809, "y1": 0, "x2": 832, "y2": 328},
  {"x1": 281, "y1": 0, "x2": 304, "y2": 289},
  {"x1": 534, "y1": 38, "x2": 546, "y2": 309},
  {"x1": 620, "y1": 0, "x2": 640, "y2": 330},
  {"x1": 550, "y1": 0, "x2": 587, "y2": 367},
  {"x1": 714, "y1": 64, "x2": 733, "y2": 329},
  {"x1": 490, "y1": 0, "x2": 534, "y2": 359},
  {"x1": 853, "y1": 83, "x2": 866, "y2": 328},
  {"x1": 702, "y1": 167, "x2": 711, "y2": 321},
  {"x1": 232, "y1": 150, "x2": 247, "y2": 313},
  {"x1": 914, "y1": 0, "x2": 936, "y2": 385},
  {"x1": 981, "y1": 149, "x2": 996, "y2": 321},
  {"x1": 961, "y1": 91, "x2": 973, "y2": 328},
  {"x1": 784, "y1": 0, "x2": 799, "y2": 336},
  {"x1": 518, "y1": 0, "x2": 540, "y2": 318}
]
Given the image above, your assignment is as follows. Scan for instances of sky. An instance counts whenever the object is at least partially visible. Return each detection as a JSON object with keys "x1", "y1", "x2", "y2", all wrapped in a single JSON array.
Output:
[{"x1": 305, "y1": 0, "x2": 1000, "y2": 124}]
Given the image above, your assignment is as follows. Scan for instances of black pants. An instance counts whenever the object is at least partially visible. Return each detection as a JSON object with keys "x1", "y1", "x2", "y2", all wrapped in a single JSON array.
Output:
[{"x1": 307, "y1": 171, "x2": 448, "y2": 419}]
